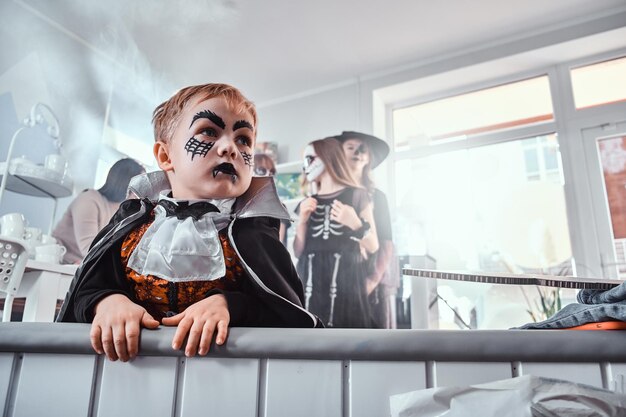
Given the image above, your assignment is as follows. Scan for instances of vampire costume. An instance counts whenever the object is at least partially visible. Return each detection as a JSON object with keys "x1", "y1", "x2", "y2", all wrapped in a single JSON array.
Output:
[{"x1": 57, "y1": 171, "x2": 320, "y2": 328}]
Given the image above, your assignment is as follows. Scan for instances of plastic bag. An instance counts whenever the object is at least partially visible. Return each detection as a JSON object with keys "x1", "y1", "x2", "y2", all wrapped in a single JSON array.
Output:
[{"x1": 389, "y1": 375, "x2": 626, "y2": 417}]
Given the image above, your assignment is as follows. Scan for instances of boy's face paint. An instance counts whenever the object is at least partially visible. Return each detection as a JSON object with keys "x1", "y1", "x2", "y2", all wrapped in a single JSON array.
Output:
[
  {"x1": 184, "y1": 137, "x2": 215, "y2": 160},
  {"x1": 156, "y1": 96, "x2": 256, "y2": 199},
  {"x1": 241, "y1": 150, "x2": 253, "y2": 167},
  {"x1": 342, "y1": 138, "x2": 370, "y2": 173},
  {"x1": 302, "y1": 144, "x2": 325, "y2": 182}
]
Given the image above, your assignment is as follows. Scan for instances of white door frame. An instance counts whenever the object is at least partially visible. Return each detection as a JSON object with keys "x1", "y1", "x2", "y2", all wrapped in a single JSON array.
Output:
[{"x1": 580, "y1": 120, "x2": 626, "y2": 279}]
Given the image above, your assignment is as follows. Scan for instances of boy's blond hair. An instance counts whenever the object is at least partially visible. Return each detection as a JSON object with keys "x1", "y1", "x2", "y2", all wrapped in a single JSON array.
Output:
[{"x1": 152, "y1": 83, "x2": 257, "y2": 143}]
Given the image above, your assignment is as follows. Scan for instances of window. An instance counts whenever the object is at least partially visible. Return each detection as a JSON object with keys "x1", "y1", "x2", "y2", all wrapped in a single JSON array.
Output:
[
  {"x1": 394, "y1": 135, "x2": 571, "y2": 274},
  {"x1": 393, "y1": 136, "x2": 573, "y2": 329},
  {"x1": 391, "y1": 74, "x2": 571, "y2": 329},
  {"x1": 571, "y1": 56, "x2": 626, "y2": 109},
  {"x1": 387, "y1": 49, "x2": 626, "y2": 329},
  {"x1": 521, "y1": 135, "x2": 562, "y2": 182},
  {"x1": 392, "y1": 76, "x2": 554, "y2": 150}
]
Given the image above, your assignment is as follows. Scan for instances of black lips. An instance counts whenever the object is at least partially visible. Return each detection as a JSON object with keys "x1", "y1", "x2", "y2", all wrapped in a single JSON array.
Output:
[
  {"x1": 212, "y1": 163, "x2": 238, "y2": 183},
  {"x1": 212, "y1": 163, "x2": 237, "y2": 177}
]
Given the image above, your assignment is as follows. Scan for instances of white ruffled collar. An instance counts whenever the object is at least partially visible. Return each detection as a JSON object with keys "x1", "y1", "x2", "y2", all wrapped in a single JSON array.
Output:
[{"x1": 126, "y1": 190, "x2": 234, "y2": 282}]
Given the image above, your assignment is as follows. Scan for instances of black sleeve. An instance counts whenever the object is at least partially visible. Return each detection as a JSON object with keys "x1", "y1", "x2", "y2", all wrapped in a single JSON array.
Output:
[
  {"x1": 225, "y1": 216, "x2": 318, "y2": 328},
  {"x1": 73, "y1": 237, "x2": 132, "y2": 322},
  {"x1": 351, "y1": 187, "x2": 371, "y2": 214},
  {"x1": 372, "y1": 189, "x2": 393, "y2": 242}
]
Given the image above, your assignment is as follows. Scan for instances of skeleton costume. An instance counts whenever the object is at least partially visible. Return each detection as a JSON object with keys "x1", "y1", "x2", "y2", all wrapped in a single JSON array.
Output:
[
  {"x1": 296, "y1": 187, "x2": 376, "y2": 328},
  {"x1": 57, "y1": 171, "x2": 320, "y2": 328}
]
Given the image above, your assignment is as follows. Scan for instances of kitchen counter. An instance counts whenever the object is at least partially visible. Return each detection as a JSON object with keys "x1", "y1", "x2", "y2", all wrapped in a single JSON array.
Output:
[{"x1": 1, "y1": 261, "x2": 77, "y2": 322}]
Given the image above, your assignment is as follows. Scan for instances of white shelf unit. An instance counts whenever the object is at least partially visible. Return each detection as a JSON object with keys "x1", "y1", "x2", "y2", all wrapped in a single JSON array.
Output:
[
  {"x1": 0, "y1": 162, "x2": 72, "y2": 199},
  {"x1": 0, "y1": 103, "x2": 73, "y2": 233}
]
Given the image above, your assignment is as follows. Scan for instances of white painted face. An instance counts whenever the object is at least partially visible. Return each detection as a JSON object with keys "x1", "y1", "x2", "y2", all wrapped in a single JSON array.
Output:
[{"x1": 302, "y1": 144, "x2": 325, "y2": 182}]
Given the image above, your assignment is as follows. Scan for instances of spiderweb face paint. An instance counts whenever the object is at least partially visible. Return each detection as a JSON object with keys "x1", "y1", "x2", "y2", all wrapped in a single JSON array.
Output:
[
  {"x1": 184, "y1": 137, "x2": 214, "y2": 161},
  {"x1": 241, "y1": 151, "x2": 253, "y2": 167}
]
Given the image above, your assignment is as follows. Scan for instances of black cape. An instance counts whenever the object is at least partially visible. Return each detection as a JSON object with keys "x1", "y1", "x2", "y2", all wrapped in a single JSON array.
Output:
[{"x1": 57, "y1": 177, "x2": 320, "y2": 328}]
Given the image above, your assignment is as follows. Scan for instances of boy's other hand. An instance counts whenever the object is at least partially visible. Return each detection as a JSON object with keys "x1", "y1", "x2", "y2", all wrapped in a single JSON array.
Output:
[
  {"x1": 91, "y1": 294, "x2": 159, "y2": 362},
  {"x1": 161, "y1": 294, "x2": 230, "y2": 357}
]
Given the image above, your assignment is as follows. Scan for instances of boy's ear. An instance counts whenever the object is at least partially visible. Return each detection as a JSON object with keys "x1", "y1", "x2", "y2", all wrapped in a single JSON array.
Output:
[{"x1": 154, "y1": 141, "x2": 173, "y2": 172}]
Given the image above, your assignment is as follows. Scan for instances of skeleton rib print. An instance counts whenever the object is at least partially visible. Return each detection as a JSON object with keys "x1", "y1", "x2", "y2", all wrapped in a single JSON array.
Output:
[{"x1": 310, "y1": 204, "x2": 343, "y2": 240}]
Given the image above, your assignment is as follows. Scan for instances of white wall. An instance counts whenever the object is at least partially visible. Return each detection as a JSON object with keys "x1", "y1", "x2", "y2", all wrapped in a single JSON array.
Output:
[
  {"x1": 256, "y1": 10, "x2": 626, "y2": 188},
  {"x1": 257, "y1": 82, "x2": 360, "y2": 164}
]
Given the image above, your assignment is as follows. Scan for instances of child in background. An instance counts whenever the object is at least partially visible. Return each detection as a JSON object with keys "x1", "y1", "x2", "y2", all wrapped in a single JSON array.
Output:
[
  {"x1": 253, "y1": 153, "x2": 289, "y2": 246},
  {"x1": 58, "y1": 83, "x2": 320, "y2": 362},
  {"x1": 52, "y1": 158, "x2": 145, "y2": 264},
  {"x1": 293, "y1": 137, "x2": 379, "y2": 328},
  {"x1": 336, "y1": 131, "x2": 397, "y2": 329}
]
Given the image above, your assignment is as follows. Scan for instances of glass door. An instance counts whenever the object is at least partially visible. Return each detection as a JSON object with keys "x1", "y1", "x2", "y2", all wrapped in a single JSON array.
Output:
[{"x1": 582, "y1": 120, "x2": 626, "y2": 279}]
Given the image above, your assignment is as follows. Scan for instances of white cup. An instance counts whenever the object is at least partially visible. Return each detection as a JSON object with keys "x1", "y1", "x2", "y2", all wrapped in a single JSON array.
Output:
[
  {"x1": 40, "y1": 234, "x2": 57, "y2": 245},
  {"x1": 24, "y1": 226, "x2": 42, "y2": 242},
  {"x1": 35, "y1": 244, "x2": 66, "y2": 264},
  {"x1": 23, "y1": 227, "x2": 42, "y2": 258},
  {"x1": 44, "y1": 154, "x2": 67, "y2": 175},
  {"x1": 0, "y1": 213, "x2": 26, "y2": 239}
]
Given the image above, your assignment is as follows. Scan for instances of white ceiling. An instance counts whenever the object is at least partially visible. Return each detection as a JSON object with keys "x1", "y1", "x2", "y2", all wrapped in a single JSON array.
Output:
[
  {"x1": 0, "y1": 0, "x2": 624, "y2": 189},
  {"x1": 4, "y1": 0, "x2": 626, "y2": 106}
]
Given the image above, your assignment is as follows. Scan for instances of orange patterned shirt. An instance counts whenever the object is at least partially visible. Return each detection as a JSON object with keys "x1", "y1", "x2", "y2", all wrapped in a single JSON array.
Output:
[{"x1": 120, "y1": 214, "x2": 245, "y2": 320}]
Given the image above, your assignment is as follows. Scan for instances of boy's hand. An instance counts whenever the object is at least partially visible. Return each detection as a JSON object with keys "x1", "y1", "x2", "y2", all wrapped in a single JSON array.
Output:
[
  {"x1": 161, "y1": 294, "x2": 230, "y2": 357},
  {"x1": 298, "y1": 197, "x2": 317, "y2": 224},
  {"x1": 91, "y1": 294, "x2": 160, "y2": 362}
]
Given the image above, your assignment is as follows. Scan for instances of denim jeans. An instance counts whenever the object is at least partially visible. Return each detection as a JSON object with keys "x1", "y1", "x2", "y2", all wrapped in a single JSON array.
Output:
[{"x1": 518, "y1": 281, "x2": 626, "y2": 329}]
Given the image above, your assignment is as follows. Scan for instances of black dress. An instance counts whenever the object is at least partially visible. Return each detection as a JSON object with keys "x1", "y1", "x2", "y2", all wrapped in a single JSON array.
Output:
[
  {"x1": 296, "y1": 187, "x2": 376, "y2": 328},
  {"x1": 367, "y1": 188, "x2": 397, "y2": 328}
]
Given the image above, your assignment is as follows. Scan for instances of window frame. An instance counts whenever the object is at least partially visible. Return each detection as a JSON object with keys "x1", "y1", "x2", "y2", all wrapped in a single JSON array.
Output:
[
  {"x1": 382, "y1": 47, "x2": 626, "y2": 279},
  {"x1": 391, "y1": 74, "x2": 556, "y2": 148}
]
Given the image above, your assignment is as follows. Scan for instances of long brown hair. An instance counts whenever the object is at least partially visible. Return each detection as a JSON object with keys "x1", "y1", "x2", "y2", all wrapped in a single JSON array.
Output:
[
  {"x1": 304, "y1": 137, "x2": 361, "y2": 190},
  {"x1": 360, "y1": 158, "x2": 375, "y2": 193}
]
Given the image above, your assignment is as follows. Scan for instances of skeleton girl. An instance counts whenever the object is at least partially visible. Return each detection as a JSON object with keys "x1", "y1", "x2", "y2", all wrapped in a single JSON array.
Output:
[{"x1": 293, "y1": 137, "x2": 379, "y2": 328}]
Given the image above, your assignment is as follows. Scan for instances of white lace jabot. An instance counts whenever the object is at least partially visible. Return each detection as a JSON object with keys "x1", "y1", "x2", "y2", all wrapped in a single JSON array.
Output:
[{"x1": 126, "y1": 191, "x2": 235, "y2": 282}]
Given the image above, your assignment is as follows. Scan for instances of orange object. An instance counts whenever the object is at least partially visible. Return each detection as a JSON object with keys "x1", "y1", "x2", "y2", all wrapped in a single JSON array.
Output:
[{"x1": 565, "y1": 321, "x2": 626, "y2": 330}]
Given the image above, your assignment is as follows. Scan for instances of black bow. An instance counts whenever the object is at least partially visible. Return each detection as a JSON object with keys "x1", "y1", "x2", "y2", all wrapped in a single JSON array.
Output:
[{"x1": 158, "y1": 200, "x2": 220, "y2": 220}]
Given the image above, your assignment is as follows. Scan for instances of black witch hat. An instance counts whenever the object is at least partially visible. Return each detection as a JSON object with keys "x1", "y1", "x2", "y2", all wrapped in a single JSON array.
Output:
[{"x1": 335, "y1": 131, "x2": 390, "y2": 169}]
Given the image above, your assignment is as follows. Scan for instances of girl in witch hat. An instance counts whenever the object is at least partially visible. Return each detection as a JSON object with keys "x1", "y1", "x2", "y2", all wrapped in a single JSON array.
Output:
[{"x1": 336, "y1": 131, "x2": 398, "y2": 329}]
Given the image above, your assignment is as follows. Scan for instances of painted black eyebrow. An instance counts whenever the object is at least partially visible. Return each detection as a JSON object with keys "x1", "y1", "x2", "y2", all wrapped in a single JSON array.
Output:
[
  {"x1": 189, "y1": 110, "x2": 225, "y2": 129},
  {"x1": 233, "y1": 120, "x2": 253, "y2": 131}
]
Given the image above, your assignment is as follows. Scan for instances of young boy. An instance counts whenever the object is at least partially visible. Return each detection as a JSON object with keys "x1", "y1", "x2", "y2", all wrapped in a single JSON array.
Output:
[{"x1": 57, "y1": 83, "x2": 319, "y2": 361}]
